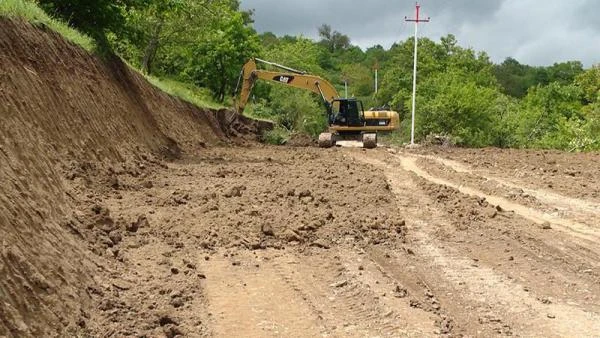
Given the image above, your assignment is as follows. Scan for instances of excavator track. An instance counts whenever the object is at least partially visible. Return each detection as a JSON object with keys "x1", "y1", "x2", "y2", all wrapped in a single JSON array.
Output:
[
  {"x1": 318, "y1": 132, "x2": 335, "y2": 148},
  {"x1": 362, "y1": 133, "x2": 377, "y2": 149}
]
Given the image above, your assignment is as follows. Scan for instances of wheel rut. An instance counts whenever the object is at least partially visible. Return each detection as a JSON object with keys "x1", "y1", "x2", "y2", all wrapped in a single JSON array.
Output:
[{"x1": 351, "y1": 150, "x2": 600, "y2": 337}]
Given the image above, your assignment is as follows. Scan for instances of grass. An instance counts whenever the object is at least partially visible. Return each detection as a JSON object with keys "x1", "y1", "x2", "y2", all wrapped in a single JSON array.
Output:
[
  {"x1": 0, "y1": 0, "x2": 95, "y2": 51},
  {"x1": 145, "y1": 76, "x2": 224, "y2": 110},
  {"x1": 261, "y1": 126, "x2": 290, "y2": 145}
]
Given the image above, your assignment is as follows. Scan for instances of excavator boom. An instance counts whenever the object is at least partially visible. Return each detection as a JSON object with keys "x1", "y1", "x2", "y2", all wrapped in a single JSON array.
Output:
[{"x1": 235, "y1": 58, "x2": 339, "y2": 114}]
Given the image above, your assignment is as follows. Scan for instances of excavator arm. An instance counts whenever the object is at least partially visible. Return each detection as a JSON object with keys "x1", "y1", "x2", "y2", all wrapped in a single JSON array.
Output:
[{"x1": 235, "y1": 58, "x2": 339, "y2": 113}]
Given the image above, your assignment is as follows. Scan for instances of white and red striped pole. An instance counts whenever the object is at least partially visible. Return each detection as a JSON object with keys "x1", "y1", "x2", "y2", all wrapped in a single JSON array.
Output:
[{"x1": 405, "y1": 3, "x2": 430, "y2": 145}]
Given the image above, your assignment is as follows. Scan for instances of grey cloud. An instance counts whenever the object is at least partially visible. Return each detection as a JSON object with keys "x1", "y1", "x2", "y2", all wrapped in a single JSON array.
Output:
[{"x1": 241, "y1": 0, "x2": 600, "y2": 66}]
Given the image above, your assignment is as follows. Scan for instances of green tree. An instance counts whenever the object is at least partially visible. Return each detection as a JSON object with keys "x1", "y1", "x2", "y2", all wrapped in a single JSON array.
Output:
[
  {"x1": 547, "y1": 61, "x2": 584, "y2": 85},
  {"x1": 414, "y1": 70, "x2": 505, "y2": 147},
  {"x1": 318, "y1": 24, "x2": 351, "y2": 53},
  {"x1": 183, "y1": 10, "x2": 260, "y2": 101},
  {"x1": 575, "y1": 65, "x2": 600, "y2": 104},
  {"x1": 513, "y1": 82, "x2": 584, "y2": 148},
  {"x1": 263, "y1": 37, "x2": 327, "y2": 75},
  {"x1": 340, "y1": 63, "x2": 372, "y2": 97},
  {"x1": 38, "y1": 0, "x2": 138, "y2": 43}
]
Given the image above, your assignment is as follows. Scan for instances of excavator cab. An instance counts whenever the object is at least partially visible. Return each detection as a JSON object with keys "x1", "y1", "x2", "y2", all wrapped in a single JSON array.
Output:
[{"x1": 330, "y1": 98, "x2": 364, "y2": 127}]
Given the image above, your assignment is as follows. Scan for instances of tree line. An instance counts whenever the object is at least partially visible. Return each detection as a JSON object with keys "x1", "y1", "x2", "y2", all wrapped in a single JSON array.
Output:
[{"x1": 37, "y1": 1, "x2": 600, "y2": 150}]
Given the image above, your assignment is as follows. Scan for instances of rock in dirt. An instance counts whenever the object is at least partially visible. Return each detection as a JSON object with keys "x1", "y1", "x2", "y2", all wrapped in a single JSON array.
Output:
[
  {"x1": 310, "y1": 239, "x2": 331, "y2": 249},
  {"x1": 224, "y1": 185, "x2": 245, "y2": 198},
  {"x1": 298, "y1": 190, "x2": 312, "y2": 198},
  {"x1": 486, "y1": 207, "x2": 498, "y2": 219},
  {"x1": 164, "y1": 325, "x2": 184, "y2": 338},
  {"x1": 283, "y1": 229, "x2": 303, "y2": 243},
  {"x1": 170, "y1": 297, "x2": 185, "y2": 308},
  {"x1": 127, "y1": 215, "x2": 149, "y2": 233},
  {"x1": 261, "y1": 223, "x2": 275, "y2": 236},
  {"x1": 437, "y1": 316, "x2": 454, "y2": 334},
  {"x1": 111, "y1": 280, "x2": 132, "y2": 291},
  {"x1": 105, "y1": 247, "x2": 119, "y2": 258},
  {"x1": 158, "y1": 315, "x2": 178, "y2": 326},
  {"x1": 394, "y1": 285, "x2": 408, "y2": 298},
  {"x1": 108, "y1": 231, "x2": 122, "y2": 245},
  {"x1": 109, "y1": 176, "x2": 120, "y2": 189},
  {"x1": 541, "y1": 222, "x2": 552, "y2": 230},
  {"x1": 331, "y1": 280, "x2": 348, "y2": 288}
]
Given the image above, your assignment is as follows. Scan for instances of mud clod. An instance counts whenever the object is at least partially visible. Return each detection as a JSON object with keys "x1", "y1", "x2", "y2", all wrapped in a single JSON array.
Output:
[
  {"x1": 332, "y1": 280, "x2": 348, "y2": 288},
  {"x1": 261, "y1": 223, "x2": 275, "y2": 236},
  {"x1": 310, "y1": 239, "x2": 331, "y2": 249},
  {"x1": 127, "y1": 215, "x2": 149, "y2": 233},
  {"x1": 224, "y1": 186, "x2": 245, "y2": 198},
  {"x1": 394, "y1": 285, "x2": 408, "y2": 298},
  {"x1": 108, "y1": 231, "x2": 122, "y2": 245},
  {"x1": 283, "y1": 229, "x2": 303, "y2": 243}
]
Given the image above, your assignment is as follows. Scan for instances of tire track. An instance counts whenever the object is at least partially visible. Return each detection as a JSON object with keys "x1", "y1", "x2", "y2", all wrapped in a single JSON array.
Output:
[
  {"x1": 399, "y1": 155, "x2": 600, "y2": 244},
  {"x1": 353, "y1": 151, "x2": 600, "y2": 337},
  {"x1": 414, "y1": 153, "x2": 600, "y2": 218},
  {"x1": 271, "y1": 249, "x2": 433, "y2": 337}
]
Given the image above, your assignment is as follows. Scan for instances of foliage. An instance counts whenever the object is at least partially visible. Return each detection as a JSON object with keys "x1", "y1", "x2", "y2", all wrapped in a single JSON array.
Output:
[
  {"x1": 145, "y1": 76, "x2": 223, "y2": 109},
  {"x1": 513, "y1": 83, "x2": 583, "y2": 146},
  {"x1": 261, "y1": 126, "x2": 290, "y2": 145},
  {"x1": 414, "y1": 71, "x2": 504, "y2": 147},
  {"x1": 494, "y1": 58, "x2": 585, "y2": 98},
  {"x1": 575, "y1": 65, "x2": 600, "y2": 103},
  {"x1": 318, "y1": 24, "x2": 350, "y2": 53},
  {"x1": 182, "y1": 9, "x2": 260, "y2": 101},
  {"x1": 36, "y1": 0, "x2": 138, "y2": 43},
  {"x1": 263, "y1": 37, "x2": 328, "y2": 75},
  {"x1": 0, "y1": 0, "x2": 94, "y2": 50}
]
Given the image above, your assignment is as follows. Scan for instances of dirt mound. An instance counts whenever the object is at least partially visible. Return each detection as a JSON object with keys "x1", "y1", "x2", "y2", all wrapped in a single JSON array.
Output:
[
  {"x1": 68, "y1": 146, "x2": 406, "y2": 336},
  {"x1": 418, "y1": 179, "x2": 502, "y2": 231},
  {"x1": 0, "y1": 18, "x2": 263, "y2": 337},
  {"x1": 287, "y1": 132, "x2": 316, "y2": 147}
]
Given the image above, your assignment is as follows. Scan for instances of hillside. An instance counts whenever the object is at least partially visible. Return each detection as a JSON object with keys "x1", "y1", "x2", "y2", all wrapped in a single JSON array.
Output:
[{"x1": 0, "y1": 17, "x2": 266, "y2": 336}]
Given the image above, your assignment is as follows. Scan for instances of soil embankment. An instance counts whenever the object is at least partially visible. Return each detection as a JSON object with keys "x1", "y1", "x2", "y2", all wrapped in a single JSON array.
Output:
[{"x1": 0, "y1": 18, "x2": 265, "y2": 336}]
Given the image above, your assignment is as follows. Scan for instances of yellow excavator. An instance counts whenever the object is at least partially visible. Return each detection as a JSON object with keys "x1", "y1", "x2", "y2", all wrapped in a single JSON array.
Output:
[{"x1": 234, "y1": 58, "x2": 399, "y2": 148}]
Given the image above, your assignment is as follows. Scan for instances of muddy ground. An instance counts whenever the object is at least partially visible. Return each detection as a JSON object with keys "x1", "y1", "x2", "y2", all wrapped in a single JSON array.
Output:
[{"x1": 59, "y1": 145, "x2": 600, "y2": 337}]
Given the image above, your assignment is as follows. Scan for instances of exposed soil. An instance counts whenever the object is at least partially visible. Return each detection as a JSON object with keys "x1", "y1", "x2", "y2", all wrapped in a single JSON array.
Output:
[
  {"x1": 412, "y1": 147, "x2": 600, "y2": 203},
  {"x1": 70, "y1": 147, "x2": 406, "y2": 337},
  {"x1": 0, "y1": 18, "x2": 266, "y2": 337},
  {"x1": 2, "y1": 17, "x2": 600, "y2": 338},
  {"x1": 286, "y1": 132, "x2": 316, "y2": 147}
]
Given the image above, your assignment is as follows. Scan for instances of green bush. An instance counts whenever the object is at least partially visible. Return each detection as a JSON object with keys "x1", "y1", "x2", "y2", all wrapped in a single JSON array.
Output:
[{"x1": 261, "y1": 126, "x2": 290, "y2": 145}]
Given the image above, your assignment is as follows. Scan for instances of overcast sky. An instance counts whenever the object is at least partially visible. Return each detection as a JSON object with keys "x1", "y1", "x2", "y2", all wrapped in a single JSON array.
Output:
[{"x1": 240, "y1": 0, "x2": 600, "y2": 67}]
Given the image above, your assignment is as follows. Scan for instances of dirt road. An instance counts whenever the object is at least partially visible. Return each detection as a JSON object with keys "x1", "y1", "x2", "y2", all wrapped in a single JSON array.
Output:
[{"x1": 64, "y1": 145, "x2": 599, "y2": 338}]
